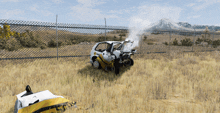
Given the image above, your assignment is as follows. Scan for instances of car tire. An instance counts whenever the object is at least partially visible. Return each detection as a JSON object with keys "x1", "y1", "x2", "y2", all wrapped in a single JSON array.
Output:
[
  {"x1": 129, "y1": 58, "x2": 134, "y2": 66},
  {"x1": 115, "y1": 66, "x2": 119, "y2": 75},
  {"x1": 114, "y1": 59, "x2": 120, "y2": 75},
  {"x1": 93, "y1": 60, "x2": 101, "y2": 69}
]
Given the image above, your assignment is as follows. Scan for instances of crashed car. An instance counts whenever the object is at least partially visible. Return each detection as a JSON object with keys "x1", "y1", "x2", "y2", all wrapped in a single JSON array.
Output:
[
  {"x1": 90, "y1": 40, "x2": 136, "y2": 74},
  {"x1": 14, "y1": 85, "x2": 76, "y2": 113}
]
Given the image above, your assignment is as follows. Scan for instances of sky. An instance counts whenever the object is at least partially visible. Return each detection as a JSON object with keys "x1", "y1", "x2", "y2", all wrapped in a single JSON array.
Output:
[{"x1": 0, "y1": 0, "x2": 220, "y2": 27}]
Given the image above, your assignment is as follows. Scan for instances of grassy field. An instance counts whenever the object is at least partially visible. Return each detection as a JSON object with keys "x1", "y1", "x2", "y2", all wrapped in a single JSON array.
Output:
[{"x1": 0, "y1": 51, "x2": 220, "y2": 113}]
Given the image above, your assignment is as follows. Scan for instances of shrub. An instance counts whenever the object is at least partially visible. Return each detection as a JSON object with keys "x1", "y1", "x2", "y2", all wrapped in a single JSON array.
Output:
[
  {"x1": 113, "y1": 36, "x2": 118, "y2": 41},
  {"x1": 5, "y1": 38, "x2": 20, "y2": 51},
  {"x1": 196, "y1": 37, "x2": 212, "y2": 45},
  {"x1": 19, "y1": 36, "x2": 38, "y2": 48},
  {"x1": 0, "y1": 37, "x2": 7, "y2": 49},
  {"x1": 147, "y1": 42, "x2": 154, "y2": 45},
  {"x1": 96, "y1": 36, "x2": 105, "y2": 42},
  {"x1": 144, "y1": 36, "x2": 147, "y2": 41},
  {"x1": 48, "y1": 39, "x2": 64, "y2": 47},
  {"x1": 119, "y1": 36, "x2": 122, "y2": 41},
  {"x1": 212, "y1": 39, "x2": 220, "y2": 48},
  {"x1": 181, "y1": 38, "x2": 192, "y2": 46},
  {"x1": 40, "y1": 44, "x2": 47, "y2": 49},
  {"x1": 65, "y1": 39, "x2": 72, "y2": 45},
  {"x1": 0, "y1": 37, "x2": 21, "y2": 51},
  {"x1": 173, "y1": 38, "x2": 178, "y2": 46},
  {"x1": 48, "y1": 39, "x2": 57, "y2": 47},
  {"x1": 119, "y1": 33, "x2": 126, "y2": 37},
  {"x1": 204, "y1": 38, "x2": 212, "y2": 45},
  {"x1": 196, "y1": 38, "x2": 203, "y2": 44},
  {"x1": 164, "y1": 42, "x2": 168, "y2": 45}
]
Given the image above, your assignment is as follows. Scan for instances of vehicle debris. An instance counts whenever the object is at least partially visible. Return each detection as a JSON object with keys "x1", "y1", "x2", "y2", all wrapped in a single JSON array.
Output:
[{"x1": 14, "y1": 85, "x2": 76, "y2": 113}]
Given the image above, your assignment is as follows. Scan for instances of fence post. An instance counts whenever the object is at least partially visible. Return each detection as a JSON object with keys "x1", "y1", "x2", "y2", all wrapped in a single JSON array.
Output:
[
  {"x1": 56, "y1": 15, "x2": 58, "y2": 60},
  {"x1": 211, "y1": 27, "x2": 215, "y2": 49},
  {"x1": 193, "y1": 28, "x2": 195, "y2": 51},
  {"x1": 168, "y1": 24, "x2": 171, "y2": 56},
  {"x1": 104, "y1": 18, "x2": 106, "y2": 41}
]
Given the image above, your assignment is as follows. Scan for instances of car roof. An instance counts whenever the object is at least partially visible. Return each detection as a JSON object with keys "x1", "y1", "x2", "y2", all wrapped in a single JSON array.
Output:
[{"x1": 99, "y1": 41, "x2": 123, "y2": 44}]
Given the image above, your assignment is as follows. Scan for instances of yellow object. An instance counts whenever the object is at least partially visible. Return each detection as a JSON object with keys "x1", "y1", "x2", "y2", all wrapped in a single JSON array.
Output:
[
  {"x1": 96, "y1": 54, "x2": 114, "y2": 69},
  {"x1": 18, "y1": 97, "x2": 74, "y2": 113},
  {"x1": 94, "y1": 52, "x2": 96, "y2": 55}
]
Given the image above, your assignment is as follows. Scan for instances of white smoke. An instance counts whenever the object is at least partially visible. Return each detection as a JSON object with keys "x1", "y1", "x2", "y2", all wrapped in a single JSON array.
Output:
[{"x1": 124, "y1": 4, "x2": 182, "y2": 51}]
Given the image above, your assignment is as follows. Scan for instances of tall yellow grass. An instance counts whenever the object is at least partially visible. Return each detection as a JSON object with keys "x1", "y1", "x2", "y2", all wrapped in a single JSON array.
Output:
[{"x1": 0, "y1": 52, "x2": 219, "y2": 113}]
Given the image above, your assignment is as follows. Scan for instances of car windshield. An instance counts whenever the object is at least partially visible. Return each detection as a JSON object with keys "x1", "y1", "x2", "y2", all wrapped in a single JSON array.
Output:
[
  {"x1": 113, "y1": 43, "x2": 122, "y2": 51},
  {"x1": 121, "y1": 41, "x2": 133, "y2": 51}
]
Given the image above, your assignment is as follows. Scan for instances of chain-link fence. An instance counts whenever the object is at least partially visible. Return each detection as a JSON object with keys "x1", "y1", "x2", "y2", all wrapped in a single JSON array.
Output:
[
  {"x1": 0, "y1": 19, "x2": 128, "y2": 60},
  {"x1": 139, "y1": 29, "x2": 220, "y2": 55},
  {"x1": 0, "y1": 19, "x2": 220, "y2": 61}
]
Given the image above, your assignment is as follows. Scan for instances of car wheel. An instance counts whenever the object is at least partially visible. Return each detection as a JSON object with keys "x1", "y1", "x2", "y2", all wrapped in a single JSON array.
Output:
[
  {"x1": 93, "y1": 60, "x2": 101, "y2": 69},
  {"x1": 114, "y1": 59, "x2": 120, "y2": 74},
  {"x1": 128, "y1": 58, "x2": 134, "y2": 66},
  {"x1": 115, "y1": 67, "x2": 119, "y2": 75}
]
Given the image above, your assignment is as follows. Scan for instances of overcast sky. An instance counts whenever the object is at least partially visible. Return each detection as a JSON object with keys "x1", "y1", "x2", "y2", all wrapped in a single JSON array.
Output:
[{"x1": 0, "y1": 0, "x2": 219, "y2": 27}]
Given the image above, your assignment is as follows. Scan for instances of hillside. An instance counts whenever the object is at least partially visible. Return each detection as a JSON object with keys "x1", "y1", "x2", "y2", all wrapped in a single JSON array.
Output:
[{"x1": 147, "y1": 18, "x2": 220, "y2": 32}]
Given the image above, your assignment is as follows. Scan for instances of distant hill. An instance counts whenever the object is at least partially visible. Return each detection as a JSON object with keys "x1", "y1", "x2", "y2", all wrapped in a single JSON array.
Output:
[
  {"x1": 146, "y1": 18, "x2": 193, "y2": 32},
  {"x1": 146, "y1": 18, "x2": 220, "y2": 32}
]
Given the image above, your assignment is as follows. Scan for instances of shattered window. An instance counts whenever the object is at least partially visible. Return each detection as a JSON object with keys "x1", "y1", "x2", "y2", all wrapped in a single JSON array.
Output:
[
  {"x1": 95, "y1": 43, "x2": 110, "y2": 52},
  {"x1": 113, "y1": 43, "x2": 122, "y2": 51}
]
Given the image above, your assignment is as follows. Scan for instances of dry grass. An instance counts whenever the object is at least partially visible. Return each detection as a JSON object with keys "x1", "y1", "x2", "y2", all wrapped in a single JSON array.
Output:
[{"x1": 0, "y1": 51, "x2": 220, "y2": 113}]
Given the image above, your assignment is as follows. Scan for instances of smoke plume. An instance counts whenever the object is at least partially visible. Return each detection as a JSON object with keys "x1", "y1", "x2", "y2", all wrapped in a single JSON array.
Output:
[{"x1": 124, "y1": 4, "x2": 182, "y2": 50}]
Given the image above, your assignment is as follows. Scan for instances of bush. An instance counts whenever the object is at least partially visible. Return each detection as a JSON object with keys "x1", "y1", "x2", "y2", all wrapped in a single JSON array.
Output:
[
  {"x1": 0, "y1": 38, "x2": 7, "y2": 49},
  {"x1": 181, "y1": 38, "x2": 192, "y2": 46},
  {"x1": 48, "y1": 39, "x2": 57, "y2": 47},
  {"x1": 19, "y1": 36, "x2": 38, "y2": 48},
  {"x1": 48, "y1": 39, "x2": 64, "y2": 47},
  {"x1": 119, "y1": 33, "x2": 126, "y2": 37},
  {"x1": 204, "y1": 38, "x2": 212, "y2": 45},
  {"x1": 196, "y1": 38, "x2": 203, "y2": 44},
  {"x1": 212, "y1": 39, "x2": 220, "y2": 48},
  {"x1": 196, "y1": 37, "x2": 212, "y2": 45},
  {"x1": 144, "y1": 36, "x2": 147, "y2": 41},
  {"x1": 5, "y1": 38, "x2": 20, "y2": 51},
  {"x1": 113, "y1": 36, "x2": 117, "y2": 41},
  {"x1": 65, "y1": 39, "x2": 72, "y2": 45},
  {"x1": 0, "y1": 37, "x2": 21, "y2": 51},
  {"x1": 40, "y1": 44, "x2": 47, "y2": 49},
  {"x1": 96, "y1": 36, "x2": 105, "y2": 42},
  {"x1": 119, "y1": 36, "x2": 122, "y2": 41},
  {"x1": 164, "y1": 42, "x2": 168, "y2": 45},
  {"x1": 173, "y1": 38, "x2": 178, "y2": 46}
]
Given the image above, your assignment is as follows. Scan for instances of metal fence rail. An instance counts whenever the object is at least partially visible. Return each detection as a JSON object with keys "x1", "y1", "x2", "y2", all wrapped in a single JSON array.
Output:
[{"x1": 0, "y1": 19, "x2": 220, "y2": 61}]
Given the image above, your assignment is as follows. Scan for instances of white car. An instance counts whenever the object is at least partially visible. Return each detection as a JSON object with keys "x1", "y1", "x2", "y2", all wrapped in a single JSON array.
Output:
[{"x1": 90, "y1": 40, "x2": 136, "y2": 74}]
